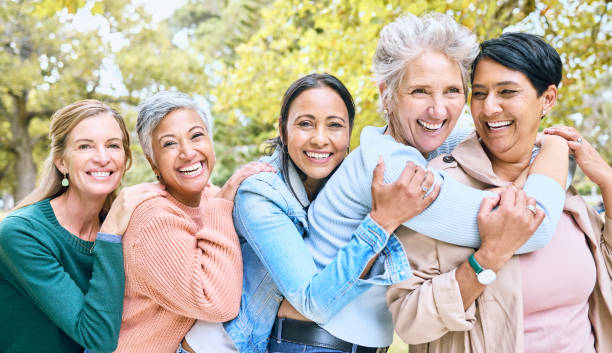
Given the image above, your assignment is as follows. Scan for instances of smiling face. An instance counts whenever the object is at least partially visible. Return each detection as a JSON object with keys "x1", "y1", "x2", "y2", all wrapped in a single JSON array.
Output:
[
  {"x1": 55, "y1": 113, "x2": 126, "y2": 199},
  {"x1": 284, "y1": 86, "x2": 350, "y2": 195},
  {"x1": 385, "y1": 50, "x2": 466, "y2": 155},
  {"x1": 471, "y1": 58, "x2": 556, "y2": 163},
  {"x1": 149, "y1": 108, "x2": 214, "y2": 206}
]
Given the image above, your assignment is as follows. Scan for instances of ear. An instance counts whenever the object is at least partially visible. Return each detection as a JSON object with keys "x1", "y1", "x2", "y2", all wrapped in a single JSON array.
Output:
[
  {"x1": 146, "y1": 155, "x2": 160, "y2": 178},
  {"x1": 541, "y1": 84, "x2": 558, "y2": 115},
  {"x1": 378, "y1": 82, "x2": 388, "y2": 110},
  {"x1": 53, "y1": 157, "x2": 67, "y2": 175},
  {"x1": 277, "y1": 116, "x2": 284, "y2": 145}
]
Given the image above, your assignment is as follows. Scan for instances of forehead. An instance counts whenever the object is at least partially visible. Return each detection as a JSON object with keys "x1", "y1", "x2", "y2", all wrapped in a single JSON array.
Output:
[
  {"x1": 401, "y1": 51, "x2": 463, "y2": 86},
  {"x1": 154, "y1": 108, "x2": 207, "y2": 135},
  {"x1": 472, "y1": 58, "x2": 530, "y2": 85},
  {"x1": 288, "y1": 87, "x2": 348, "y2": 118},
  {"x1": 69, "y1": 113, "x2": 123, "y2": 141}
]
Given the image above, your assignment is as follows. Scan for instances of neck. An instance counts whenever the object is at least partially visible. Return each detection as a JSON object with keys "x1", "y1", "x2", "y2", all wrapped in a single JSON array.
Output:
[
  {"x1": 485, "y1": 147, "x2": 532, "y2": 182},
  {"x1": 172, "y1": 191, "x2": 202, "y2": 207},
  {"x1": 51, "y1": 189, "x2": 106, "y2": 241},
  {"x1": 303, "y1": 178, "x2": 322, "y2": 201}
]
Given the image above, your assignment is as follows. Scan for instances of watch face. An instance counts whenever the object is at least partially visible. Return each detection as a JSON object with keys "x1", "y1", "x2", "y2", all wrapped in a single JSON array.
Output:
[{"x1": 477, "y1": 269, "x2": 496, "y2": 285}]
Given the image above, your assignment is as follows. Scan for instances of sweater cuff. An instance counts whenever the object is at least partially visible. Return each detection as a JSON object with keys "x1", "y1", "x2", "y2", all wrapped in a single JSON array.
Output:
[
  {"x1": 433, "y1": 268, "x2": 476, "y2": 331},
  {"x1": 199, "y1": 198, "x2": 236, "y2": 239},
  {"x1": 96, "y1": 232, "x2": 121, "y2": 243}
]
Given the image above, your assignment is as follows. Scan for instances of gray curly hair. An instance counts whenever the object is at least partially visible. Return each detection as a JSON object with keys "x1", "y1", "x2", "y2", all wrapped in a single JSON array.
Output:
[
  {"x1": 136, "y1": 91, "x2": 211, "y2": 160},
  {"x1": 372, "y1": 12, "x2": 479, "y2": 117}
]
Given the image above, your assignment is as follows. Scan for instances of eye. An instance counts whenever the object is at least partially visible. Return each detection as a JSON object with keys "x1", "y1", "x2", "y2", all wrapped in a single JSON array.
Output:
[
  {"x1": 500, "y1": 89, "x2": 518, "y2": 96},
  {"x1": 329, "y1": 121, "x2": 345, "y2": 128},
  {"x1": 108, "y1": 143, "x2": 122, "y2": 149},
  {"x1": 78, "y1": 144, "x2": 91, "y2": 150},
  {"x1": 410, "y1": 88, "x2": 428, "y2": 95},
  {"x1": 297, "y1": 120, "x2": 313, "y2": 128},
  {"x1": 471, "y1": 91, "x2": 487, "y2": 100},
  {"x1": 447, "y1": 87, "x2": 462, "y2": 94},
  {"x1": 192, "y1": 131, "x2": 205, "y2": 139},
  {"x1": 162, "y1": 140, "x2": 176, "y2": 148}
]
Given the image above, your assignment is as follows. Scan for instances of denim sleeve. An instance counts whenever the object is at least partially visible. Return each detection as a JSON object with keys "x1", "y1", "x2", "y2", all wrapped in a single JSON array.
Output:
[
  {"x1": 376, "y1": 148, "x2": 564, "y2": 253},
  {"x1": 234, "y1": 177, "x2": 406, "y2": 324}
]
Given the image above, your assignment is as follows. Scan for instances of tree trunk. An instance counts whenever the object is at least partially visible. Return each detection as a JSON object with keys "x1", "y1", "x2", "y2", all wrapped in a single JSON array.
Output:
[{"x1": 10, "y1": 92, "x2": 37, "y2": 203}]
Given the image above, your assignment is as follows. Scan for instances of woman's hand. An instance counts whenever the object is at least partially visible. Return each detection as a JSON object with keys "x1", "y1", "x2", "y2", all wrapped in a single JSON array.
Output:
[
  {"x1": 475, "y1": 187, "x2": 545, "y2": 271},
  {"x1": 215, "y1": 162, "x2": 276, "y2": 201},
  {"x1": 100, "y1": 182, "x2": 168, "y2": 236},
  {"x1": 370, "y1": 156, "x2": 440, "y2": 234},
  {"x1": 544, "y1": 126, "x2": 612, "y2": 190}
]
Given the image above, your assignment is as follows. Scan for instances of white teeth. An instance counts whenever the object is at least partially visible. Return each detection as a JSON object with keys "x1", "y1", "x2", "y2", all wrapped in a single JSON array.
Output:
[
  {"x1": 90, "y1": 171, "x2": 110, "y2": 177},
  {"x1": 179, "y1": 162, "x2": 202, "y2": 176},
  {"x1": 487, "y1": 120, "x2": 513, "y2": 128},
  {"x1": 306, "y1": 152, "x2": 331, "y2": 159},
  {"x1": 417, "y1": 120, "x2": 443, "y2": 130}
]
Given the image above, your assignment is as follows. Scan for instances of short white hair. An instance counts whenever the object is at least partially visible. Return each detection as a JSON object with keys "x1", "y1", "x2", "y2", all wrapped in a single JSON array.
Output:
[
  {"x1": 372, "y1": 12, "x2": 479, "y2": 117},
  {"x1": 136, "y1": 91, "x2": 211, "y2": 160}
]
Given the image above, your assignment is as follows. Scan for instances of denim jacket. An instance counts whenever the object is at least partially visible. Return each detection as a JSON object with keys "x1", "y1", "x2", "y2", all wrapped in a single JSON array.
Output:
[{"x1": 223, "y1": 149, "x2": 408, "y2": 353}]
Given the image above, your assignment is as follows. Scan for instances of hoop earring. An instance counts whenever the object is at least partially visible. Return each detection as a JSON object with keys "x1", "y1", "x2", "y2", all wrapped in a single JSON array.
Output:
[
  {"x1": 383, "y1": 108, "x2": 390, "y2": 121},
  {"x1": 61, "y1": 173, "x2": 69, "y2": 187}
]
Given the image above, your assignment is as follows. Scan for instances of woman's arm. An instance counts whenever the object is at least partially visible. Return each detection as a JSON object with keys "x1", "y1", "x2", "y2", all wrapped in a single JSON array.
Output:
[
  {"x1": 0, "y1": 220, "x2": 124, "y2": 353},
  {"x1": 544, "y1": 126, "x2": 612, "y2": 272},
  {"x1": 235, "y1": 160, "x2": 435, "y2": 324},
  {"x1": 388, "y1": 187, "x2": 544, "y2": 344},
  {"x1": 362, "y1": 128, "x2": 567, "y2": 253},
  {"x1": 127, "y1": 198, "x2": 242, "y2": 322}
]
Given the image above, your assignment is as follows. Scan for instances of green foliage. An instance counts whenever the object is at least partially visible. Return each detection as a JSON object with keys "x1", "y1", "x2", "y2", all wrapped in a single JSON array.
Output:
[{"x1": 211, "y1": 0, "x2": 611, "y2": 188}]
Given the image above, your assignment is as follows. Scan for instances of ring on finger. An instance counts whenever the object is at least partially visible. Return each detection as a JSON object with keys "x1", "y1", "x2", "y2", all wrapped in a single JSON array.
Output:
[
  {"x1": 576, "y1": 137, "x2": 583, "y2": 144},
  {"x1": 526, "y1": 204, "x2": 537, "y2": 215},
  {"x1": 421, "y1": 184, "x2": 428, "y2": 193}
]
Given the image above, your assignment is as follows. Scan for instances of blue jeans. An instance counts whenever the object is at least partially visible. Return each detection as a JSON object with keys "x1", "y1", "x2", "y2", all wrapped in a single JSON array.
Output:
[{"x1": 267, "y1": 339, "x2": 347, "y2": 353}]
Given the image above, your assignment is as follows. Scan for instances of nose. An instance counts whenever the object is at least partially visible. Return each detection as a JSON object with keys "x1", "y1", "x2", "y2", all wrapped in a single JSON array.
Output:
[
  {"x1": 310, "y1": 125, "x2": 329, "y2": 148},
  {"x1": 428, "y1": 95, "x2": 447, "y2": 120},
  {"x1": 179, "y1": 141, "x2": 197, "y2": 160},
  {"x1": 93, "y1": 146, "x2": 110, "y2": 165},
  {"x1": 483, "y1": 93, "x2": 502, "y2": 116}
]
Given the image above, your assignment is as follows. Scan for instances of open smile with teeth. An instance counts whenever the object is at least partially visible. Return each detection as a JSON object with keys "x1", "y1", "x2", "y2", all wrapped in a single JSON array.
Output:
[
  {"x1": 88, "y1": 171, "x2": 112, "y2": 178},
  {"x1": 417, "y1": 119, "x2": 445, "y2": 131},
  {"x1": 486, "y1": 120, "x2": 514, "y2": 130},
  {"x1": 305, "y1": 151, "x2": 332, "y2": 160},
  {"x1": 179, "y1": 162, "x2": 203, "y2": 176}
]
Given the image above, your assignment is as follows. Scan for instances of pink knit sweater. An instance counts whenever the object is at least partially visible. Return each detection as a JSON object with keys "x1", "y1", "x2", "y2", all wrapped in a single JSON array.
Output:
[{"x1": 114, "y1": 189, "x2": 242, "y2": 353}]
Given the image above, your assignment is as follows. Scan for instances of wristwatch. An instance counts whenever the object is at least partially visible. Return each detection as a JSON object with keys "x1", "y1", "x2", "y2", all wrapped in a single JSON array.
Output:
[{"x1": 468, "y1": 254, "x2": 496, "y2": 285}]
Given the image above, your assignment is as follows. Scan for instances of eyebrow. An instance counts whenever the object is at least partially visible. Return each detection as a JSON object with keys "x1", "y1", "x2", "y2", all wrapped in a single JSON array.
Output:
[
  {"x1": 294, "y1": 114, "x2": 347, "y2": 121},
  {"x1": 73, "y1": 137, "x2": 122, "y2": 144},
  {"x1": 157, "y1": 125, "x2": 206, "y2": 142},
  {"x1": 473, "y1": 81, "x2": 520, "y2": 88}
]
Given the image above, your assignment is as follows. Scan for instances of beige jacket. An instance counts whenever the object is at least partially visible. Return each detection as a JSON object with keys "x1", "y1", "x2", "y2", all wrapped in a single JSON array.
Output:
[{"x1": 387, "y1": 133, "x2": 612, "y2": 353}]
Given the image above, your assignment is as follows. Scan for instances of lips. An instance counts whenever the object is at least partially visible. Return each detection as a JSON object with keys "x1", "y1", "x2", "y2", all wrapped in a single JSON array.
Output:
[
  {"x1": 178, "y1": 161, "x2": 204, "y2": 176},
  {"x1": 87, "y1": 170, "x2": 113, "y2": 179},
  {"x1": 417, "y1": 119, "x2": 445, "y2": 131},
  {"x1": 486, "y1": 120, "x2": 514, "y2": 130}
]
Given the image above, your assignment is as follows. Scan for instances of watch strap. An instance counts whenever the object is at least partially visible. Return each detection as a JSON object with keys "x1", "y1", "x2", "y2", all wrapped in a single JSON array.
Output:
[{"x1": 468, "y1": 253, "x2": 484, "y2": 274}]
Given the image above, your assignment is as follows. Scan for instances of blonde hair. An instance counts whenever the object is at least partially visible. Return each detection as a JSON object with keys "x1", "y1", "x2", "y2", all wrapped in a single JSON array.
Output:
[{"x1": 15, "y1": 99, "x2": 132, "y2": 218}]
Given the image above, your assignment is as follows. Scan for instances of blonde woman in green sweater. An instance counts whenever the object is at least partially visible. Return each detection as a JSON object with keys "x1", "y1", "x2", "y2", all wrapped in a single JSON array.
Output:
[{"x1": 0, "y1": 100, "x2": 166, "y2": 353}]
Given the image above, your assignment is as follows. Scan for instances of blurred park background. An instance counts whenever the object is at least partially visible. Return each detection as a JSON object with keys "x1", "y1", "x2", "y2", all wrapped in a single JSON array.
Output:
[{"x1": 0, "y1": 0, "x2": 609, "y2": 351}]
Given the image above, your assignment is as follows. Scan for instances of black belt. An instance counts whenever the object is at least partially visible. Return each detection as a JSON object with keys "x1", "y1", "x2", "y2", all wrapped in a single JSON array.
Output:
[{"x1": 271, "y1": 318, "x2": 388, "y2": 353}]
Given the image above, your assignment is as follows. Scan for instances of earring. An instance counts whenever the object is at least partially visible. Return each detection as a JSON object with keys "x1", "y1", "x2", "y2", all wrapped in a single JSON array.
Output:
[
  {"x1": 61, "y1": 173, "x2": 69, "y2": 187},
  {"x1": 383, "y1": 108, "x2": 390, "y2": 121}
]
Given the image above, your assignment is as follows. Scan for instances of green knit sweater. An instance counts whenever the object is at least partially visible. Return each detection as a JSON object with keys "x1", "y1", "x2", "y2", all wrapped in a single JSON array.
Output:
[{"x1": 0, "y1": 198, "x2": 124, "y2": 353}]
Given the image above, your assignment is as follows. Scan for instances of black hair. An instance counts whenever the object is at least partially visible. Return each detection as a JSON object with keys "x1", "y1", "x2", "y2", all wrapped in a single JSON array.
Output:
[
  {"x1": 266, "y1": 73, "x2": 355, "y2": 207},
  {"x1": 471, "y1": 32, "x2": 562, "y2": 96}
]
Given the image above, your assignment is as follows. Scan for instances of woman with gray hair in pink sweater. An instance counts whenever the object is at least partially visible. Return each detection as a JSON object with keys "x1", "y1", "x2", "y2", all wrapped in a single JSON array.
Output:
[{"x1": 114, "y1": 91, "x2": 274, "y2": 353}]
